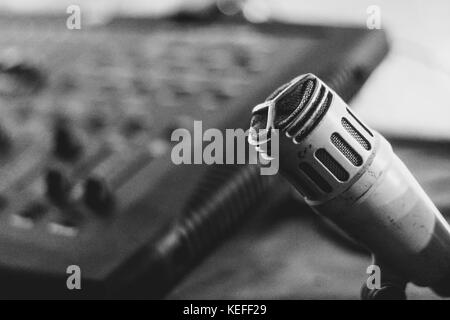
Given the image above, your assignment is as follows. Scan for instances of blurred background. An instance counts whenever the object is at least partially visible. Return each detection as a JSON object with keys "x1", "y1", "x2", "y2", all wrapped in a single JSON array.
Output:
[
  {"x1": 0, "y1": 0, "x2": 449, "y2": 299},
  {"x1": 2, "y1": 0, "x2": 449, "y2": 137}
]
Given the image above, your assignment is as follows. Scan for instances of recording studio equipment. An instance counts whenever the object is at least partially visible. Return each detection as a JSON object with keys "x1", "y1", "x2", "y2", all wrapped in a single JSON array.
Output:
[
  {"x1": 249, "y1": 74, "x2": 450, "y2": 297},
  {"x1": 0, "y1": 13, "x2": 388, "y2": 298}
]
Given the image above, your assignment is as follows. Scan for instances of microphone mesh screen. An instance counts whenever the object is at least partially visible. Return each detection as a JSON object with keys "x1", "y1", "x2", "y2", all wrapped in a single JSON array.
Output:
[
  {"x1": 274, "y1": 79, "x2": 315, "y2": 128},
  {"x1": 341, "y1": 118, "x2": 371, "y2": 150},
  {"x1": 330, "y1": 133, "x2": 363, "y2": 166},
  {"x1": 250, "y1": 78, "x2": 316, "y2": 131}
]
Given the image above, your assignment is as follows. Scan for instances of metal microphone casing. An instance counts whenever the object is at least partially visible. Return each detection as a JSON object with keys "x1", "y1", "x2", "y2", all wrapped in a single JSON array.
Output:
[{"x1": 250, "y1": 74, "x2": 450, "y2": 294}]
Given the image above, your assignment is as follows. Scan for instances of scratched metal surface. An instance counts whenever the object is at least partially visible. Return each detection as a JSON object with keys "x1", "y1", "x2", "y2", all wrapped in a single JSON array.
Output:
[{"x1": 171, "y1": 142, "x2": 450, "y2": 300}]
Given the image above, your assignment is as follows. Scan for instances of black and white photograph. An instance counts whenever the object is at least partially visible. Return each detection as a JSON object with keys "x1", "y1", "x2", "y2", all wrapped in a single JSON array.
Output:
[{"x1": 0, "y1": 0, "x2": 449, "y2": 305}]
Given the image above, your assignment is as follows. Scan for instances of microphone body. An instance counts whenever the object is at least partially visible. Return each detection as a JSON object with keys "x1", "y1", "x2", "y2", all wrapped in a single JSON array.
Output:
[{"x1": 249, "y1": 74, "x2": 450, "y2": 295}]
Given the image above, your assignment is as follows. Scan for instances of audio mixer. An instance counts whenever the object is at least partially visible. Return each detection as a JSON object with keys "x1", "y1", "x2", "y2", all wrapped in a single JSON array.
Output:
[{"x1": 0, "y1": 13, "x2": 388, "y2": 298}]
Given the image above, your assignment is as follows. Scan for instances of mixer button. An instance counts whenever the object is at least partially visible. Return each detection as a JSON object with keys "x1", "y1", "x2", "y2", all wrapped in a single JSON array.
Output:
[
  {"x1": 45, "y1": 169, "x2": 71, "y2": 206},
  {"x1": 82, "y1": 149, "x2": 152, "y2": 214},
  {"x1": 53, "y1": 123, "x2": 83, "y2": 161},
  {"x1": 83, "y1": 177, "x2": 114, "y2": 214}
]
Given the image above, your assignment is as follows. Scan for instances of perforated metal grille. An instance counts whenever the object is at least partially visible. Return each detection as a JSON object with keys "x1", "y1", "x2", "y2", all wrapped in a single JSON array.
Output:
[
  {"x1": 315, "y1": 148, "x2": 350, "y2": 181},
  {"x1": 330, "y1": 133, "x2": 363, "y2": 166},
  {"x1": 341, "y1": 117, "x2": 371, "y2": 150},
  {"x1": 250, "y1": 79, "x2": 316, "y2": 132},
  {"x1": 346, "y1": 107, "x2": 373, "y2": 137},
  {"x1": 274, "y1": 79, "x2": 316, "y2": 128},
  {"x1": 298, "y1": 162, "x2": 332, "y2": 193}
]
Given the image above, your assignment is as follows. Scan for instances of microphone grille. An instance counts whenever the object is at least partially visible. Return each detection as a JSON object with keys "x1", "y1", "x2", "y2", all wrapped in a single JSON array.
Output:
[
  {"x1": 273, "y1": 78, "x2": 316, "y2": 129},
  {"x1": 250, "y1": 77, "x2": 316, "y2": 132},
  {"x1": 330, "y1": 133, "x2": 363, "y2": 167},
  {"x1": 314, "y1": 148, "x2": 350, "y2": 182},
  {"x1": 341, "y1": 117, "x2": 371, "y2": 151}
]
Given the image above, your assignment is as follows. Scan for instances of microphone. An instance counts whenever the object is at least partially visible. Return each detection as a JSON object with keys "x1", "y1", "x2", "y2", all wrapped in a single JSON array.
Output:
[{"x1": 248, "y1": 73, "x2": 450, "y2": 296}]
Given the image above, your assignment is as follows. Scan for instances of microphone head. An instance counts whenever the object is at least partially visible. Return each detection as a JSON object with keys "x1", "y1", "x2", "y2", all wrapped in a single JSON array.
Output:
[{"x1": 250, "y1": 73, "x2": 375, "y2": 202}]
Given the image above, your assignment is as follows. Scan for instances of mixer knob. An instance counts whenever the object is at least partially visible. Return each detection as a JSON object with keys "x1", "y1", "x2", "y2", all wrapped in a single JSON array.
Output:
[
  {"x1": 53, "y1": 122, "x2": 83, "y2": 161},
  {"x1": 83, "y1": 177, "x2": 114, "y2": 214},
  {"x1": 45, "y1": 168, "x2": 71, "y2": 206}
]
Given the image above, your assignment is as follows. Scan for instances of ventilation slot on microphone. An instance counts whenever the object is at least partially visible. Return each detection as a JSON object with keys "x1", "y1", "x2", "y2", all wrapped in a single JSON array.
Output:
[
  {"x1": 341, "y1": 117, "x2": 371, "y2": 150},
  {"x1": 346, "y1": 107, "x2": 373, "y2": 137},
  {"x1": 315, "y1": 148, "x2": 350, "y2": 182},
  {"x1": 298, "y1": 162, "x2": 332, "y2": 193},
  {"x1": 330, "y1": 133, "x2": 363, "y2": 167}
]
